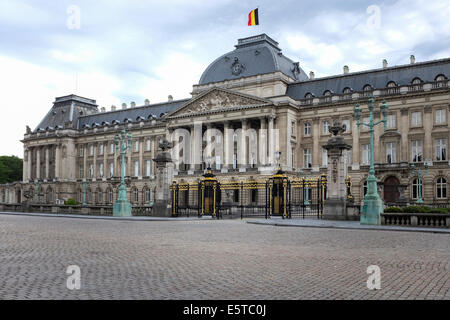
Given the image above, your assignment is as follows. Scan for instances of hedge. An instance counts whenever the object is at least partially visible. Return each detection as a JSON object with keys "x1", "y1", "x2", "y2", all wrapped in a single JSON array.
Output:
[{"x1": 384, "y1": 206, "x2": 450, "y2": 214}]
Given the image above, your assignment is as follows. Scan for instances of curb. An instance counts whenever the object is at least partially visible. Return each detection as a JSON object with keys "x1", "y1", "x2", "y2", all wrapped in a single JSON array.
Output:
[
  {"x1": 246, "y1": 220, "x2": 450, "y2": 234},
  {"x1": 0, "y1": 211, "x2": 212, "y2": 222}
]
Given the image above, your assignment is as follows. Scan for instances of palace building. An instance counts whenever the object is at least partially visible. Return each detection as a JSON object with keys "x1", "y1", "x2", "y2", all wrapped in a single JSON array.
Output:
[{"x1": 2, "y1": 34, "x2": 450, "y2": 208}]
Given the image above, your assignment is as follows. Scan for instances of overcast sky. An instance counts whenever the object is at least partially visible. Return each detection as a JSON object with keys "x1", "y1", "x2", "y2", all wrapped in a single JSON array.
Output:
[{"x1": 1, "y1": 0, "x2": 449, "y2": 157}]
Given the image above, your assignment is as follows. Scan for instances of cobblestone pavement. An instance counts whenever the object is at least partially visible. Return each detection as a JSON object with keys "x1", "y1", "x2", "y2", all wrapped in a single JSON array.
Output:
[{"x1": 0, "y1": 214, "x2": 449, "y2": 300}]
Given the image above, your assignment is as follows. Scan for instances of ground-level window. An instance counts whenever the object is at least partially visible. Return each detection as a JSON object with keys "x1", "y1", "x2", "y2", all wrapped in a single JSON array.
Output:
[
  {"x1": 412, "y1": 178, "x2": 422, "y2": 199},
  {"x1": 436, "y1": 177, "x2": 447, "y2": 199}
]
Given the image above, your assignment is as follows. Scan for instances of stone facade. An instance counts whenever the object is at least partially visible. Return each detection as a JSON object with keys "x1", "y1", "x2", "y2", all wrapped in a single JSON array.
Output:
[{"x1": 1, "y1": 34, "x2": 450, "y2": 207}]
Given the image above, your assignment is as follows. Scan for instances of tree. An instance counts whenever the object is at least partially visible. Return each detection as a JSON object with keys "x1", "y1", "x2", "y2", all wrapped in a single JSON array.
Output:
[{"x1": 0, "y1": 156, "x2": 23, "y2": 183}]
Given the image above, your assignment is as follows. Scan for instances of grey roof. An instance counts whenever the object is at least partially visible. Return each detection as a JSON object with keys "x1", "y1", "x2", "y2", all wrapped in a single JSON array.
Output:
[
  {"x1": 286, "y1": 58, "x2": 450, "y2": 100},
  {"x1": 199, "y1": 34, "x2": 309, "y2": 85},
  {"x1": 77, "y1": 99, "x2": 190, "y2": 129},
  {"x1": 34, "y1": 95, "x2": 98, "y2": 132}
]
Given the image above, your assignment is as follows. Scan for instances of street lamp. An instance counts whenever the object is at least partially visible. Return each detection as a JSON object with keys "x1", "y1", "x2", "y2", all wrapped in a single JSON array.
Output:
[
  {"x1": 80, "y1": 180, "x2": 90, "y2": 206},
  {"x1": 410, "y1": 163, "x2": 428, "y2": 204},
  {"x1": 299, "y1": 168, "x2": 310, "y2": 205},
  {"x1": 113, "y1": 128, "x2": 133, "y2": 217},
  {"x1": 148, "y1": 174, "x2": 154, "y2": 206},
  {"x1": 275, "y1": 151, "x2": 281, "y2": 169},
  {"x1": 354, "y1": 98, "x2": 389, "y2": 225}
]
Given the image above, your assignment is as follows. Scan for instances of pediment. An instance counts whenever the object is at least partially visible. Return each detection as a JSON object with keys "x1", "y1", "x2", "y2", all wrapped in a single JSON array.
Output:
[
  {"x1": 167, "y1": 87, "x2": 271, "y2": 118},
  {"x1": 380, "y1": 130, "x2": 402, "y2": 139}
]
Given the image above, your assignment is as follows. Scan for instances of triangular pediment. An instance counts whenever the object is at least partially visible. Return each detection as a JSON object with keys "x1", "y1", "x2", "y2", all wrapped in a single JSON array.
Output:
[{"x1": 167, "y1": 87, "x2": 271, "y2": 118}]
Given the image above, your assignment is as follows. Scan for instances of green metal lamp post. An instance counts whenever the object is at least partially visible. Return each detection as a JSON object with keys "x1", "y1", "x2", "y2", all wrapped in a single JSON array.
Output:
[
  {"x1": 113, "y1": 128, "x2": 133, "y2": 217},
  {"x1": 354, "y1": 98, "x2": 389, "y2": 225},
  {"x1": 299, "y1": 168, "x2": 310, "y2": 205},
  {"x1": 410, "y1": 163, "x2": 428, "y2": 204},
  {"x1": 80, "y1": 180, "x2": 90, "y2": 206}
]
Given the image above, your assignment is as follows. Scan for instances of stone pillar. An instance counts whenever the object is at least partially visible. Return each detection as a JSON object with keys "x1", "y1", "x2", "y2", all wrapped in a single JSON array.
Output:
[
  {"x1": 352, "y1": 119, "x2": 360, "y2": 168},
  {"x1": 206, "y1": 123, "x2": 213, "y2": 163},
  {"x1": 103, "y1": 142, "x2": 107, "y2": 179},
  {"x1": 268, "y1": 116, "x2": 275, "y2": 165},
  {"x1": 191, "y1": 122, "x2": 202, "y2": 170},
  {"x1": 138, "y1": 138, "x2": 143, "y2": 177},
  {"x1": 113, "y1": 143, "x2": 118, "y2": 177},
  {"x1": 83, "y1": 144, "x2": 87, "y2": 178},
  {"x1": 55, "y1": 144, "x2": 60, "y2": 179},
  {"x1": 400, "y1": 108, "x2": 409, "y2": 161},
  {"x1": 223, "y1": 121, "x2": 233, "y2": 171},
  {"x1": 259, "y1": 117, "x2": 267, "y2": 166},
  {"x1": 312, "y1": 117, "x2": 320, "y2": 167},
  {"x1": 423, "y1": 105, "x2": 433, "y2": 161},
  {"x1": 36, "y1": 148, "x2": 41, "y2": 179},
  {"x1": 23, "y1": 146, "x2": 28, "y2": 182},
  {"x1": 323, "y1": 122, "x2": 352, "y2": 220},
  {"x1": 240, "y1": 119, "x2": 248, "y2": 169},
  {"x1": 45, "y1": 147, "x2": 50, "y2": 180},
  {"x1": 93, "y1": 143, "x2": 97, "y2": 179},
  {"x1": 152, "y1": 139, "x2": 174, "y2": 217}
]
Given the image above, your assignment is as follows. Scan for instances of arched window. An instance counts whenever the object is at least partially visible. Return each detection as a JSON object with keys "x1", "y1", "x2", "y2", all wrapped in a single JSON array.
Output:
[
  {"x1": 363, "y1": 84, "x2": 373, "y2": 91},
  {"x1": 435, "y1": 74, "x2": 446, "y2": 81},
  {"x1": 323, "y1": 90, "x2": 332, "y2": 96},
  {"x1": 387, "y1": 81, "x2": 397, "y2": 87},
  {"x1": 412, "y1": 77, "x2": 422, "y2": 84},
  {"x1": 144, "y1": 187, "x2": 150, "y2": 203},
  {"x1": 436, "y1": 177, "x2": 447, "y2": 199},
  {"x1": 304, "y1": 92, "x2": 314, "y2": 99},
  {"x1": 133, "y1": 188, "x2": 139, "y2": 204},
  {"x1": 412, "y1": 178, "x2": 422, "y2": 200},
  {"x1": 386, "y1": 81, "x2": 398, "y2": 94},
  {"x1": 107, "y1": 188, "x2": 113, "y2": 204},
  {"x1": 96, "y1": 189, "x2": 103, "y2": 204},
  {"x1": 343, "y1": 87, "x2": 352, "y2": 94}
]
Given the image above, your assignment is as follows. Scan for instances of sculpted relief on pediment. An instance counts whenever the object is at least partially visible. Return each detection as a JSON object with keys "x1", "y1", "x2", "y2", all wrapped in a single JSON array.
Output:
[{"x1": 174, "y1": 89, "x2": 268, "y2": 116}]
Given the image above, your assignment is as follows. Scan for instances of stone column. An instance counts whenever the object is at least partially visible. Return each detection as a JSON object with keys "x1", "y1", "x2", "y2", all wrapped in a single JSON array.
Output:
[
  {"x1": 83, "y1": 144, "x2": 87, "y2": 179},
  {"x1": 312, "y1": 117, "x2": 320, "y2": 167},
  {"x1": 240, "y1": 119, "x2": 248, "y2": 169},
  {"x1": 259, "y1": 117, "x2": 267, "y2": 166},
  {"x1": 103, "y1": 142, "x2": 107, "y2": 180},
  {"x1": 45, "y1": 146, "x2": 50, "y2": 180},
  {"x1": 55, "y1": 144, "x2": 60, "y2": 179},
  {"x1": 206, "y1": 123, "x2": 213, "y2": 164},
  {"x1": 223, "y1": 121, "x2": 233, "y2": 171},
  {"x1": 23, "y1": 146, "x2": 28, "y2": 182},
  {"x1": 36, "y1": 147, "x2": 41, "y2": 179},
  {"x1": 93, "y1": 143, "x2": 97, "y2": 179},
  {"x1": 113, "y1": 143, "x2": 118, "y2": 177},
  {"x1": 138, "y1": 138, "x2": 143, "y2": 177},
  {"x1": 352, "y1": 119, "x2": 360, "y2": 168},
  {"x1": 323, "y1": 122, "x2": 352, "y2": 220},
  {"x1": 191, "y1": 122, "x2": 202, "y2": 170},
  {"x1": 400, "y1": 108, "x2": 409, "y2": 161},
  {"x1": 267, "y1": 115, "x2": 275, "y2": 166},
  {"x1": 423, "y1": 105, "x2": 433, "y2": 161}
]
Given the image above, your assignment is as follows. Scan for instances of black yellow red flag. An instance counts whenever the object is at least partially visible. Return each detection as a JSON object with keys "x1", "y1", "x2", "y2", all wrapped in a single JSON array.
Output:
[{"x1": 248, "y1": 8, "x2": 259, "y2": 26}]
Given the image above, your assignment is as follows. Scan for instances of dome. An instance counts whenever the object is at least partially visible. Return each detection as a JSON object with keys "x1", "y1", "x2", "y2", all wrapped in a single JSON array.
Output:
[{"x1": 199, "y1": 34, "x2": 309, "y2": 85}]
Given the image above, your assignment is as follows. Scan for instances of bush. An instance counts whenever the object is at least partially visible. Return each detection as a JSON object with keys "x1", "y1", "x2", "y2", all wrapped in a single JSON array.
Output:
[
  {"x1": 64, "y1": 198, "x2": 78, "y2": 206},
  {"x1": 384, "y1": 207, "x2": 403, "y2": 213}
]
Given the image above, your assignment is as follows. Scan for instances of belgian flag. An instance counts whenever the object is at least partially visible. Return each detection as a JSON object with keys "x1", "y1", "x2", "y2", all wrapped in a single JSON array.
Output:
[{"x1": 248, "y1": 8, "x2": 259, "y2": 26}]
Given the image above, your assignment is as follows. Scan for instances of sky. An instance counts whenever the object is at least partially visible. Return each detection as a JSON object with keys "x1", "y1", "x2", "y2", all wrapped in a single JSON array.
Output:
[{"x1": 0, "y1": 0, "x2": 449, "y2": 157}]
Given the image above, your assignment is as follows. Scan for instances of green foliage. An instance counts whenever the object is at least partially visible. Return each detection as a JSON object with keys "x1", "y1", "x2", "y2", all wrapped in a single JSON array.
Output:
[
  {"x1": 64, "y1": 198, "x2": 78, "y2": 206},
  {"x1": 385, "y1": 205, "x2": 450, "y2": 214},
  {"x1": 0, "y1": 156, "x2": 23, "y2": 183}
]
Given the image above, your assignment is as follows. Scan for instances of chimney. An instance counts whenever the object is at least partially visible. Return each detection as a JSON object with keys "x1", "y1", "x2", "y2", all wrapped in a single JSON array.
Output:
[
  {"x1": 168, "y1": 95, "x2": 173, "y2": 102},
  {"x1": 309, "y1": 71, "x2": 315, "y2": 80},
  {"x1": 410, "y1": 55, "x2": 415, "y2": 64},
  {"x1": 144, "y1": 99, "x2": 150, "y2": 106},
  {"x1": 121, "y1": 103, "x2": 127, "y2": 109},
  {"x1": 100, "y1": 107, "x2": 106, "y2": 112},
  {"x1": 382, "y1": 59, "x2": 388, "y2": 68},
  {"x1": 343, "y1": 65, "x2": 349, "y2": 74},
  {"x1": 111, "y1": 105, "x2": 116, "y2": 111},
  {"x1": 130, "y1": 101, "x2": 136, "y2": 108}
]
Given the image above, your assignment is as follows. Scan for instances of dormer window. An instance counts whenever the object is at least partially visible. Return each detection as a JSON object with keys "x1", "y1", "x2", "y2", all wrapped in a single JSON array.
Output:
[
  {"x1": 363, "y1": 84, "x2": 373, "y2": 91},
  {"x1": 304, "y1": 92, "x2": 314, "y2": 99},
  {"x1": 435, "y1": 74, "x2": 446, "y2": 81},
  {"x1": 412, "y1": 77, "x2": 422, "y2": 84},
  {"x1": 343, "y1": 87, "x2": 352, "y2": 94},
  {"x1": 387, "y1": 81, "x2": 397, "y2": 87},
  {"x1": 323, "y1": 90, "x2": 332, "y2": 96}
]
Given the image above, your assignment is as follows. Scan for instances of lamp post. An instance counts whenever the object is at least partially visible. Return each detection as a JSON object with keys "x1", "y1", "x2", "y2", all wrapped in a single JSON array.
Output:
[
  {"x1": 354, "y1": 98, "x2": 389, "y2": 225},
  {"x1": 80, "y1": 180, "x2": 90, "y2": 206},
  {"x1": 113, "y1": 128, "x2": 133, "y2": 217},
  {"x1": 410, "y1": 163, "x2": 428, "y2": 204},
  {"x1": 275, "y1": 151, "x2": 281, "y2": 170},
  {"x1": 299, "y1": 168, "x2": 310, "y2": 205}
]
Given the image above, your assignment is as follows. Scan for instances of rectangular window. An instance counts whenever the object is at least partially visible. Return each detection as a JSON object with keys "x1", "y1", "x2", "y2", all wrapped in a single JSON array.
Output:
[
  {"x1": 411, "y1": 112, "x2": 422, "y2": 126},
  {"x1": 146, "y1": 160, "x2": 151, "y2": 176},
  {"x1": 386, "y1": 115, "x2": 396, "y2": 129},
  {"x1": 99, "y1": 163, "x2": 104, "y2": 177},
  {"x1": 110, "y1": 143, "x2": 114, "y2": 154},
  {"x1": 386, "y1": 142, "x2": 397, "y2": 164},
  {"x1": 233, "y1": 153, "x2": 237, "y2": 169},
  {"x1": 90, "y1": 145, "x2": 94, "y2": 156},
  {"x1": 109, "y1": 163, "x2": 114, "y2": 178},
  {"x1": 134, "y1": 161, "x2": 139, "y2": 177},
  {"x1": 99, "y1": 144, "x2": 104, "y2": 155},
  {"x1": 322, "y1": 121, "x2": 330, "y2": 134},
  {"x1": 291, "y1": 149, "x2": 295, "y2": 168},
  {"x1": 304, "y1": 122, "x2": 311, "y2": 136},
  {"x1": 291, "y1": 121, "x2": 296, "y2": 136},
  {"x1": 436, "y1": 109, "x2": 446, "y2": 125},
  {"x1": 89, "y1": 164, "x2": 94, "y2": 178},
  {"x1": 342, "y1": 119, "x2": 350, "y2": 133},
  {"x1": 216, "y1": 155, "x2": 221, "y2": 170},
  {"x1": 303, "y1": 149, "x2": 312, "y2": 168},
  {"x1": 411, "y1": 140, "x2": 423, "y2": 162},
  {"x1": 345, "y1": 150, "x2": 352, "y2": 167},
  {"x1": 79, "y1": 165, "x2": 83, "y2": 178},
  {"x1": 134, "y1": 141, "x2": 139, "y2": 152},
  {"x1": 322, "y1": 148, "x2": 328, "y2": 167},
  {"x1": 436, "y1": 139, "x2": 447, "y2": 161},
  {"x1": 79, "y1": 147, "x2": 84, "y2": 157},
  {"x1": 362, "y1": 144, "x2": 370, "y2": 165},
  {"x1": 146, "y1": 139, "x2": 151, "y2": 151}
]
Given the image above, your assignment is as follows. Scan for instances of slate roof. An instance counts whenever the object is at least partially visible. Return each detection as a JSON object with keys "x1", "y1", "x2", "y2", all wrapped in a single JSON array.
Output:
[
  {"x1": 77, "y1": 99, "x2": 190, "y2": 129},
  {"x1": 286, "y1": 58, "x2": 450, "y2": 100},
  {"x1": 199, "y1": 34, "x2": 309, "y2": 85}
]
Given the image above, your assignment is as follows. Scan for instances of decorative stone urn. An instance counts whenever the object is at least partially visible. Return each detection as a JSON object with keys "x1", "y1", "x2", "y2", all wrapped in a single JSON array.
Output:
[{"x1": 323, "y1": 122, "x2": 352, "y2": 220}]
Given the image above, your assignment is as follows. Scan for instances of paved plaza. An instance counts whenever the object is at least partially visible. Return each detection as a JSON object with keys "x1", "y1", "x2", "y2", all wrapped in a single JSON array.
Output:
[{"x1": 0, "y1": 214, "x2": 449, "y2": 300}]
